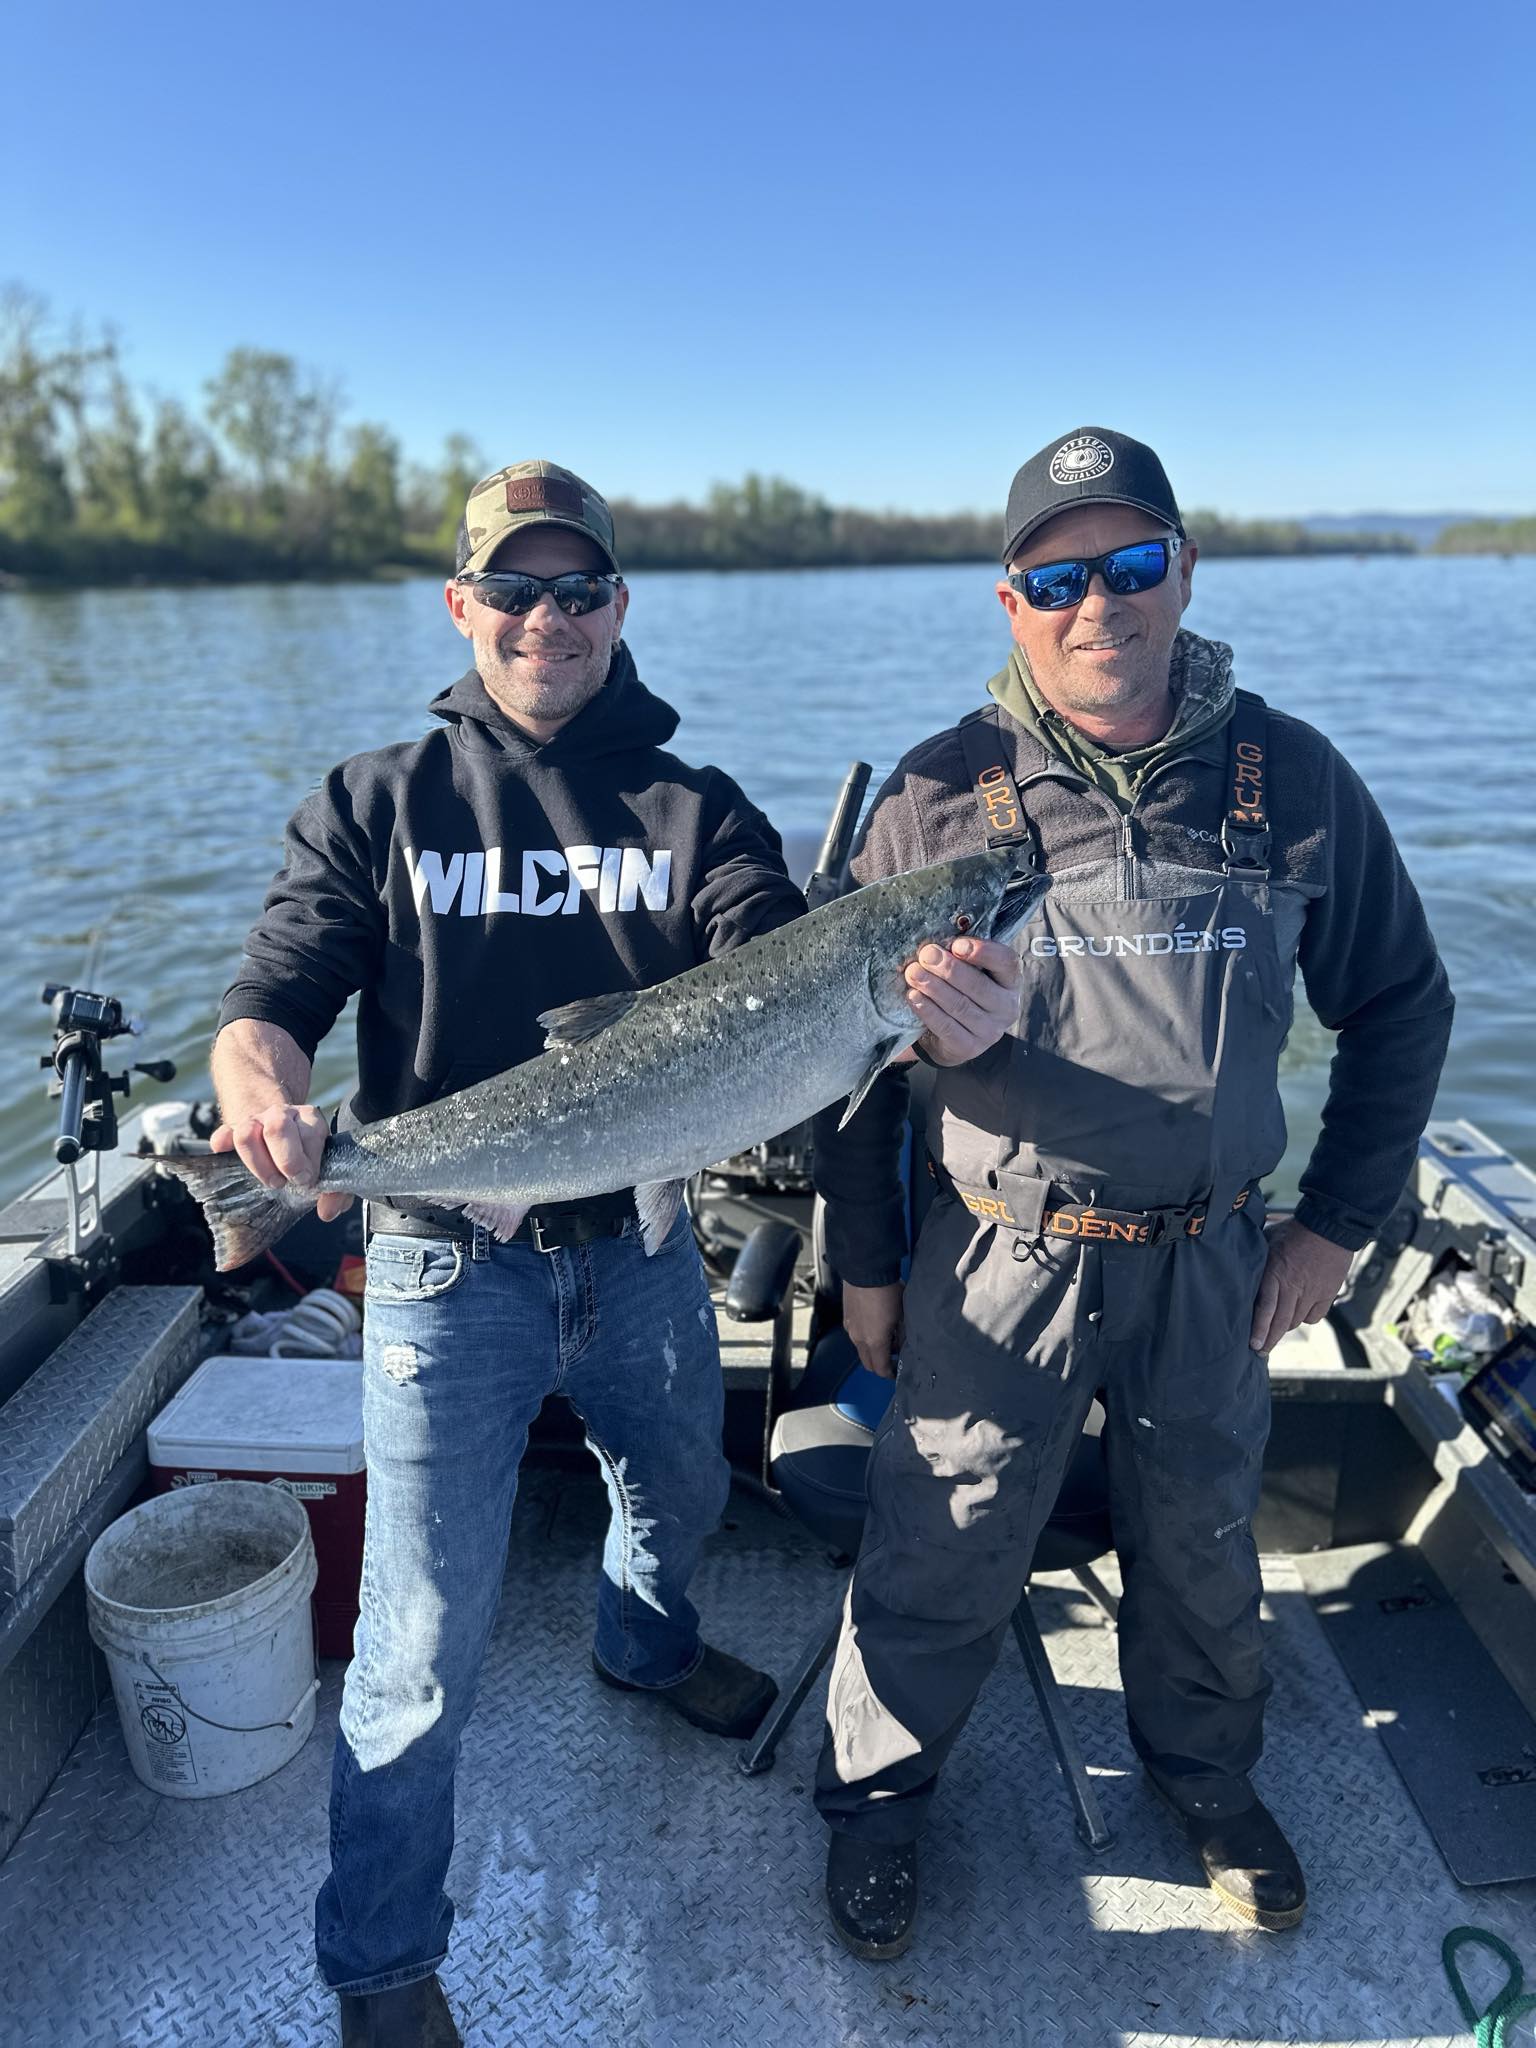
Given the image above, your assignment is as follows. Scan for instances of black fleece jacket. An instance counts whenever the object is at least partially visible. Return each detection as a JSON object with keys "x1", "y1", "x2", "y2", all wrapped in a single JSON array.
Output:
[{"x1": 218, "y1": 646, "x2": 805, "y2": 1123}]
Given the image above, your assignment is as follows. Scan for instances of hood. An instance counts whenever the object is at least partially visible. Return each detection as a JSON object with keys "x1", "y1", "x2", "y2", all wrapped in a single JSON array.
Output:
[
  {"x1": 987, "y1": 627, "x2": 1236, "y2": 805},
  {"x1": 429, "y1": 640, "x2": 681, "y2": 760}
]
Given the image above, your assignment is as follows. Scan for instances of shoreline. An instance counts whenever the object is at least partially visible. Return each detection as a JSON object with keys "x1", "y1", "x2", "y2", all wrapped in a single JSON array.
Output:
[{"x1": 5, "y1": 541, "x2": 1481, "y2": 598}]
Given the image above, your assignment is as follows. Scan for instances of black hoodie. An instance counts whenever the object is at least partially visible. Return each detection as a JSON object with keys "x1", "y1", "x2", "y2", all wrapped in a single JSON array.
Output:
[{"x1": 218, "y1": 646, "x2": 806, "y2": 1124}]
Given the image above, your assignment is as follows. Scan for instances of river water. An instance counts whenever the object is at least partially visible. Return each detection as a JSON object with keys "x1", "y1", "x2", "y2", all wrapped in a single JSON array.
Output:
[{"x1": 1, "y1": 556, "x2": 1531, "y2": 1208}]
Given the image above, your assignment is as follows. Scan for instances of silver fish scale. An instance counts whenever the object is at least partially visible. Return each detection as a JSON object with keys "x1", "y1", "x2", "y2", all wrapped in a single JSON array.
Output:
[
  {"x1": 328, "y1": 860, "x2": 1003, "y2": 1207},
  {"x1": 5, "y1": 1469, "x2": 1532, "y2": 2047}
]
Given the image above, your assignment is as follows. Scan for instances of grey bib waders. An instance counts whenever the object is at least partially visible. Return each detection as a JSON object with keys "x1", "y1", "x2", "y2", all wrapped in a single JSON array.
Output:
[{"x1": 817, "y1": 694, "x2": 1293, "y2": 1841}]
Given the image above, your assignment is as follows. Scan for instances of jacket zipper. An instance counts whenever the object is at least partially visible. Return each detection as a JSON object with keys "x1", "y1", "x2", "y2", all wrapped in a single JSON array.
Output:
[
  {"x1": 1019, "y1": 749, "x2": 1207, "y2": 902},
  {"x1": 1121, "y1": 751, "x2": 1203, "y2": 900}
]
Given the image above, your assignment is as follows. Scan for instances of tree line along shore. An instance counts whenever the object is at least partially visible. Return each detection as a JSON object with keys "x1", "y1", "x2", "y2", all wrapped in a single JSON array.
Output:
[{"x1": 2, "y1": 293, "x2": 1530, "y2": 587}]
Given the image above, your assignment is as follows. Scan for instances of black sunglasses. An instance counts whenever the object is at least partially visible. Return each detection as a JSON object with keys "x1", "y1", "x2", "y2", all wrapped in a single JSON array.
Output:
[
  {"x1": 459, "y1": 570, "x2": 624, "y2": 618},
  {"x1": 1008, "y1": 537, "x2": 1180, "y2": 612}
]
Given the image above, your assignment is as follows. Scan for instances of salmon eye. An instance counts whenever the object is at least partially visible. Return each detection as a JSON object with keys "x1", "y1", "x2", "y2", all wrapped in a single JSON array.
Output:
[{"x1": 954, "y1": 912, "x2": 973, "y2": 934}]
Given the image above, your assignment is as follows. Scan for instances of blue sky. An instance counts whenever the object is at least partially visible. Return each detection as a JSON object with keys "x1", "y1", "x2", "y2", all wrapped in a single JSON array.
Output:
[{"x1": 4, "y1": 0, "x2": 1531, "y2": 518}]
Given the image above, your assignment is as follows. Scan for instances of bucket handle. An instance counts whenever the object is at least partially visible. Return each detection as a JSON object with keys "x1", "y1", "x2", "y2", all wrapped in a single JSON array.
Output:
[{"x1": 140, "y1": 1653, "x2": 320, "y2": 1735}]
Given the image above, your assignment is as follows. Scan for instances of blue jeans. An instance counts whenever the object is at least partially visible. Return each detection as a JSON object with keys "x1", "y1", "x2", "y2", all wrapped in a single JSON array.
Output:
[{"x1": 314, "y1": 1212, "x2": 729, "y2": 1995}]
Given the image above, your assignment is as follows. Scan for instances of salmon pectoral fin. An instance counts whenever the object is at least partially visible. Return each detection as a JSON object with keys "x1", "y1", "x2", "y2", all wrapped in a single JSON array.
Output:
[
  {"x1": 836, "y1": 1035, "x2": 907, "y2": 1132},
  {"x1": 634, "y1": 1178, "x2": 685, "y2": 1256},
  {"x1": 538, "y1": 990, "x2": 638, "y2": 1049},
  {"x1": 462, "y1": 1201, "x2": 530, "y2": 1242}
]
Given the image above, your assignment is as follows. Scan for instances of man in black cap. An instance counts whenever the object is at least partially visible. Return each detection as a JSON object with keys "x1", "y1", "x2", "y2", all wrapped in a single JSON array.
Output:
[{"x1": 811, "y1": 427, "x2": 1454, "y2": 1955}]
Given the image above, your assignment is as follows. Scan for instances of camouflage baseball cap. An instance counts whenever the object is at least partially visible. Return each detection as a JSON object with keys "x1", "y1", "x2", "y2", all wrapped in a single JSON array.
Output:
[{"x1": 461, "y1": 459, "x2": 619, "y2": 575}]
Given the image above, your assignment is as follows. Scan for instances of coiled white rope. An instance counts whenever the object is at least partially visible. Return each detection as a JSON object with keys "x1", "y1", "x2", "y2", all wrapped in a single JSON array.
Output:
[{"x1": 228, "y1": 1287, "x2": 362, "y2": 1359}]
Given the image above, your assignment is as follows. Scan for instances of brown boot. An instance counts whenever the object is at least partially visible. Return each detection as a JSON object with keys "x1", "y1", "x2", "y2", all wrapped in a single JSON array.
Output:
[{"x1": 593, "y1": 1644, "x2": 777, "y2": 1738}]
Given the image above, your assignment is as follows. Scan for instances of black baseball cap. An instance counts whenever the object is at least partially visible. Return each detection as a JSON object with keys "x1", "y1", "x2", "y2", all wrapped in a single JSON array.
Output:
[{"x1": 1002, "y1": 427, "x2": 1184, "y2": 565}]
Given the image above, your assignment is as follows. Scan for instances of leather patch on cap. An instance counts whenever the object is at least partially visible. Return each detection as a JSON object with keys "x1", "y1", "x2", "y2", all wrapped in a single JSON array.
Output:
[{"x1": 505, "y1": 476, "x2": 584, "y2": 520}]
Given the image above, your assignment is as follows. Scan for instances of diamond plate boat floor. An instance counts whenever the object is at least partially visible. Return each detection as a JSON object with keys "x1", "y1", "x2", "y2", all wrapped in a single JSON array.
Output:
[{"x1": 5, "y1": 1469, "x2": 1534, "y2": 2048}]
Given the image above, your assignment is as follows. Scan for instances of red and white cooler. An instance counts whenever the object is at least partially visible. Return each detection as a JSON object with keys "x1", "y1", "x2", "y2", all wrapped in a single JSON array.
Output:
[{"x1": 148, "y1": 1356, "x2": 366, "y2": 1660}]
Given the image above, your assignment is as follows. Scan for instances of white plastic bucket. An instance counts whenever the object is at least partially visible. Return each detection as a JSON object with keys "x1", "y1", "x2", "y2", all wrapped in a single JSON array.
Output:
[{"x1": 85, "y1": 1479, "x2": 320, "y2": 1798}]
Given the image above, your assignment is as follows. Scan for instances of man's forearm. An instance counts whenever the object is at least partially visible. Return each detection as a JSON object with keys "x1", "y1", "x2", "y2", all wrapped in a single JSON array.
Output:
[
  {"x1": 1295, "y1": 1001, "x2": 1454, "y2": 1251},
  {"x1": 813, "y1": 1069, "x2": 911, "y2": 1288},
  {"x1": 211, "y1": 1019, "x2": 316, "y2": 1124},
  {"x1": 209, "y1": 1019, "x2": 349, "y2": 1212}
]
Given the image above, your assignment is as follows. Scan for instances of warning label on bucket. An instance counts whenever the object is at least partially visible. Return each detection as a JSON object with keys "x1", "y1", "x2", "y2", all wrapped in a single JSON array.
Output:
[{"x1": 133, "y1": 1680, "x2": 198, "y2": 1787}]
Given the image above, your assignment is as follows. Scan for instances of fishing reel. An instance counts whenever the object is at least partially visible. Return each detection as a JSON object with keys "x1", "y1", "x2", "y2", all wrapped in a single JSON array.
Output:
[{"x1": 40, "y1": 982, "x2": 175, "y2": 1164}]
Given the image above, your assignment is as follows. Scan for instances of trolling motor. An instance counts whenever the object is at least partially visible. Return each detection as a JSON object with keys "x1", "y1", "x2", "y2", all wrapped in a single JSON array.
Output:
[{"x1": 37, "y1": 982, "x2": 176, "y2": 1284}]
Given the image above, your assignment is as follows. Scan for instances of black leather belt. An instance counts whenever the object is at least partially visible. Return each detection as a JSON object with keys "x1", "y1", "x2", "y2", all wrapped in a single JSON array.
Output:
[{"x1": 365, "y1": 1193, "x2": 633, "y2": 1254}]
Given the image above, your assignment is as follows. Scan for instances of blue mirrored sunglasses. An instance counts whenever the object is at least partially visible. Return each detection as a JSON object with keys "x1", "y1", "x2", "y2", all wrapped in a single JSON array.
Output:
[{"x1": 1008, "y1": 537, "x2": 1179, "y2": 612}]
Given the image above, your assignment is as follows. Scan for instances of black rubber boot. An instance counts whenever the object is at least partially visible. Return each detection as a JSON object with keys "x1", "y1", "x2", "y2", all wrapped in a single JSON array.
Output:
[
  {"x1": 825, "y1": 1833, "x2": 917, "y2": 1960},
  {"x1": 1167, "y1": 1792, "x2": 1307, "y2": 1931},
  {"x1": 338, "y1": 1973, "x2": 461, "y2": 2046},
  {"x1": 593, "y1": 1644, "x2": 778, "y2": 1738}
]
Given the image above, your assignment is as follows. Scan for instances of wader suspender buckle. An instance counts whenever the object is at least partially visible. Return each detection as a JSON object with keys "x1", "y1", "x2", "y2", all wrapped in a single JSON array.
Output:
[
  {"x1": 959, "y1": 708, "x2": 1043, "y2": 880},
  {"x1": 1221, "y1": 689, "x2": 1271, "y2": 876}
]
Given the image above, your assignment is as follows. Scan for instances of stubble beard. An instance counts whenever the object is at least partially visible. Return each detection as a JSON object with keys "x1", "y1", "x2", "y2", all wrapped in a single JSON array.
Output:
[
  {"x1": 476, "y1": 630, "x2": 612, "y2": 727},
  {"x1": 1038, "y1": 633, "x2": 1176, "y2": 725}
]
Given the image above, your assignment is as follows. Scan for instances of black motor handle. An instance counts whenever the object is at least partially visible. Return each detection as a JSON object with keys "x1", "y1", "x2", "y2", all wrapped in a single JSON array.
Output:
[
  {"x1": 805, "y1": 761, "x2": 872, "y2": 910},
  {"x1": 54, "y1": 1047, "x2": 90, "y2": 1164}
]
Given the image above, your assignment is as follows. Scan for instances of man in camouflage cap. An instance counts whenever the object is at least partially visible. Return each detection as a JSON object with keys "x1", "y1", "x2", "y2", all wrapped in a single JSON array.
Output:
[
  {"x1": 210, "y1": 458, "x2": 1024, "y2": 2043},
  {"x1": 449, "y1": 460, "x2": 628, "y2": 741},
  {"x1": 459, "y1": 458, "x2": 620, "y2": 574}
]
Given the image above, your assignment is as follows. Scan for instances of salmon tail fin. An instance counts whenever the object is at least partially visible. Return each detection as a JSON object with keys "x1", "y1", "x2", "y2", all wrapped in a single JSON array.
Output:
[{"x1": 163, "y1": 1154, "x2": 307, "y2": 1272}]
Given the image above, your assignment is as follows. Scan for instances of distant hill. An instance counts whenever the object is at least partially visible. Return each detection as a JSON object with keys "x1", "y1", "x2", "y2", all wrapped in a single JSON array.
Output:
[{"x1": 1298, "y1": 513, "x2": 1489, "y2": 546}]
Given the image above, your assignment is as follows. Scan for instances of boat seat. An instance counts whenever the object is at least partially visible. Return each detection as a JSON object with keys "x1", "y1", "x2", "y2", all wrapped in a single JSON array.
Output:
[{"x1": 770, "y1": 1326, "x2": 1113, "y2": 1573}]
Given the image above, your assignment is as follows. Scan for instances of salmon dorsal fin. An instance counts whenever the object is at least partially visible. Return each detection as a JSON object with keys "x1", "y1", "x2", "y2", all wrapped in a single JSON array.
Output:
[{"x1": 538, "y1": 990, "x2": 638, "y2": 1049}]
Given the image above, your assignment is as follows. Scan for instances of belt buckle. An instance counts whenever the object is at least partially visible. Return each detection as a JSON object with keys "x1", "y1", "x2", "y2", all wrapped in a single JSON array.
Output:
[
  {"x1": 529, "y1": 1214, "x2": 562, "y2": 1255},
  {"x1": 1165, "y1": 1202, "x2": 1209, "y2": 1242}
]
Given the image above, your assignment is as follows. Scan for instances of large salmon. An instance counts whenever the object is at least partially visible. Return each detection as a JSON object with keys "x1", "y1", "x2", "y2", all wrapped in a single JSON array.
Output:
[{"x1": 169, "y1": 853, "x2": 1048, "y2": 1269}]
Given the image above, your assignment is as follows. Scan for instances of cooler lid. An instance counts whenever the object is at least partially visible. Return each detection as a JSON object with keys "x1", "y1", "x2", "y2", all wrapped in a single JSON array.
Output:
[{"x1": 148, "y1": 1356, "x2": 365, "y2": 1474}]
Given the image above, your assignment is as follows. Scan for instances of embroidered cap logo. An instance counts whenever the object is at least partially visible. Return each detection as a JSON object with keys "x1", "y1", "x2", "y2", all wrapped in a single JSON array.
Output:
[{"x1": 1048, "y1": 434, "x2": 1115, "y2": 487}]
